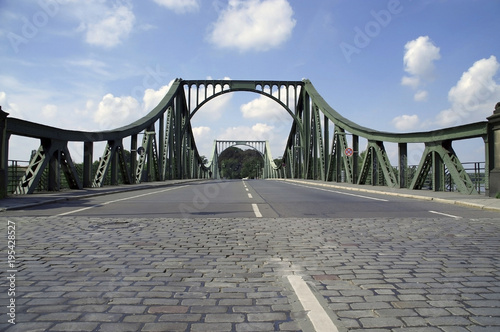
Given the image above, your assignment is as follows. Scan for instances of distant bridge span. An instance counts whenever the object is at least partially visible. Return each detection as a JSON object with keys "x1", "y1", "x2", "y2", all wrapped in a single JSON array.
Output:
[{"x1": 1, "y1": 79, "x2": 499, "y2": 197}]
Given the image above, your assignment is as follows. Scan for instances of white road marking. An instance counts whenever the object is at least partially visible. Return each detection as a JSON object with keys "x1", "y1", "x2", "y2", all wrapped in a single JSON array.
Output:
[
  {"x1": 287, "y1": 275, "x2": 339, "y2": 332},
  {"x1": 252, "y1": 203, "x2": 262, "y2": 217},
  {"x1": 55, "y1": 185, "x2": 188, "y2": 217},
  {"x1": 288, "y1": 182, "x2": 388, "y2": 202},
  {"x1": 248, "y1": 193, "x2": 253, "y2": 199},
  {"x1": 429, "y1": 210, "x2": 462, "y2": 219}
]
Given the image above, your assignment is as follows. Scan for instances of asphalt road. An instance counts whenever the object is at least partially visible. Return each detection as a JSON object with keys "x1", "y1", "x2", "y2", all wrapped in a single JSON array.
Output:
[{"x1": 3, "y1": 179, "x2": 497, "y2": 219}]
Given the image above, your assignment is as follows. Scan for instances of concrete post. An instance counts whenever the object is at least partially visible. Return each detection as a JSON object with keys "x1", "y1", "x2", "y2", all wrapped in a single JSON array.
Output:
[{"x1": 487, "y1": 102, "x2": 500, "y2": 197}]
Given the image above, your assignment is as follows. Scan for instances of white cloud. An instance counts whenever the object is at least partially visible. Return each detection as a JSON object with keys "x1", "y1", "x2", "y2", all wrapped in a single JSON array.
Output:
[
  {"x1": 391, "y1": 114, "x2": 420, "y2": 131},
  {"x1": 401, "y1": 76, "x2": 420, "y2": 89},
  {"x1": 0, "y1": 91, "x2": 23, "y2": 119},
  {"x1": 93, "y1": 93, "x2": 141, "y2": 129},
  {"x1": 240, "y1": 86, "x2": 295, "y2": 130},
  {"x1": 193, "y1": 126, "x2": 211, "y2": 138},
  {"x1": 143, "y1": 81, "x2": 174, "y2": 112},
  {"x1": 42, "y1": 104, "x2": 58, "y2": 119},
  {"x1": 435, "y1": 55, "x2": 500, "y2": 126},
  {"x1": 401, "y1": 36, "x2": 440, "y2": 101},
  {"x1": 403, "y1": 36, "x2": 441, "y2": 80},
  {"x1": 241, "y1": 95, "x2": 286, "y2": 120},
  {"x1": 152, "y1": 0, "x2": 200, "y2": 13},
  {"x1": 219, "y1": 123, "x2": 275, "y2": 141},
  {"x1": 208, "y1": 0, "x2": 296, "y2": 52},
  {"x1": 414, "y1": 90, "x2": 428, "y2": 102},
  {"x1": 85, "y1": 4, "x2": 135, "y2": 48}
]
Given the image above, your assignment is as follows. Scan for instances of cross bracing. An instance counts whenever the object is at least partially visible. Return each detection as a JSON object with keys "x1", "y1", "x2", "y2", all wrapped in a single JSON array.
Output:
[{"x1": 0, "y1": 79, "x2": 491, "y2": 197}]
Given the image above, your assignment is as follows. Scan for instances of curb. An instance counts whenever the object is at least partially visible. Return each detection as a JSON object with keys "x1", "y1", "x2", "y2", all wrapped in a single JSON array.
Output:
[{"x1": 281, "y1": 179, "x2": 500, "y2": 213}]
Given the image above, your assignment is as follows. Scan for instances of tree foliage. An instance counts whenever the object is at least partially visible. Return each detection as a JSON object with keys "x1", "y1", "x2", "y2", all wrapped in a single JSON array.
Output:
[{"x1": 219, "y1": 147, "x2": 263, "y2": 179}]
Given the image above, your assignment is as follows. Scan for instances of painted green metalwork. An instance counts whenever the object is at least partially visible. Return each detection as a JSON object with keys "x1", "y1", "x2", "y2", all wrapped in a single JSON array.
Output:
[
  {"x1": 1, "y1": 78, "x2": 493, "y2": 197},
  {"x1": 15, "y1": 139, "x2": 82, "y2": 194},
  {"x1": 410, "y1": 141, "x2": 478, "y2": 194}
]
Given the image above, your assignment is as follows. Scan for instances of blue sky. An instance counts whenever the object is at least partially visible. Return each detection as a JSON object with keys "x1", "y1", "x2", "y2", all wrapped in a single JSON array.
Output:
[{"x1": 1, "y1": 0, "x2": 499, "y2": 167}]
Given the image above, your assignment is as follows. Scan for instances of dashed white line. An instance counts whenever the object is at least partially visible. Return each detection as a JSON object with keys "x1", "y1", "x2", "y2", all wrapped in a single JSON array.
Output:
[
  {"x1": 248, "y1": 193, "x2": 253, "y2": 199},
  {"x1": 252, "y1": 203, "x2": 262, "y2": 218},
  {"x1": 287, "y1": 275, "x2": 339, "y2": 332},
  {"x1": 429, "y1": 210, "x2": 462, "y2": 219}
]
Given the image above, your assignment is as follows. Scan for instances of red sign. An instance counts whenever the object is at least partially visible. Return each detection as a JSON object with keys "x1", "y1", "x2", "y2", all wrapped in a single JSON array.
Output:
[{"x1": 345, "y1": 148, "x2": 353, "y2": 156}]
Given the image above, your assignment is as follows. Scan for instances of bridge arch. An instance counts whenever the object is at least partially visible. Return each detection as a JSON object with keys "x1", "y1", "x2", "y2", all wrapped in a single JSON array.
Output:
[{"x1": 180, "y1": 80, "x2": 304, "y2": 141}]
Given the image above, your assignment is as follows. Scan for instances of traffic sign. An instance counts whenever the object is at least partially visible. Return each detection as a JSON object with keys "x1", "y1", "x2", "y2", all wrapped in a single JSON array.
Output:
[{"x1": 345, "y1": 147, "x2": 353, "y2": 156}]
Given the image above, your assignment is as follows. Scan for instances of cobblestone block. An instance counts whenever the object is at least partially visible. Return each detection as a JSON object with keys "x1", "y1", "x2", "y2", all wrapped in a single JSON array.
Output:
[{"x1": 5, "y1": 216, "x2": 500, "y2": 332}]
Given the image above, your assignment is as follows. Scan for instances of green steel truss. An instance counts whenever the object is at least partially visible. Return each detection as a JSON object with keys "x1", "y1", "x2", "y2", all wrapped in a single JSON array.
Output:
[
  {"x1": 206, "y1": 140, "x2": 281, "y2": 179},
  {"x1": 3, "y1": 79, "x2": 489, "y2": 196},
  {"x1": 410, "y1": 141, "x2": 478, "y2": 194}
]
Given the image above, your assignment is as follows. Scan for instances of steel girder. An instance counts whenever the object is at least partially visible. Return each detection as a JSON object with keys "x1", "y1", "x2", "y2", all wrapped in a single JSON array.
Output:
[
  {"x1": 92, "y1": 140, "x2": 132, "y2": 188},
  {"x1": 357, "y1": 141, "x2": 398, "y2": 187},
  {"x1": 15, "y1": 139, "x2": 82, "y2": 194},
  {"x1": 410, "y1": 141, "x2": 478, "y2": 194}
]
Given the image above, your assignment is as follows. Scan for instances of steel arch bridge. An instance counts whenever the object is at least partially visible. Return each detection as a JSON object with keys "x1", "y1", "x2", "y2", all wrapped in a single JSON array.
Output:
[
  {"x1": 208, "y1": 140, "x2": 280, "y2": 180},
  {"x1": 1, "y1": 78, "x2": 498, "y2": 197}
]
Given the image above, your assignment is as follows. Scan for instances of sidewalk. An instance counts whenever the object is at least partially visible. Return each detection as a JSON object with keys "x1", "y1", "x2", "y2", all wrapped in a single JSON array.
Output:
[
  {"x1": 279, "y1": 179, "x2": 500, "y2": 213},
  {"x1": 0, "y1": 179, "x2": 202, "y2": 212}
]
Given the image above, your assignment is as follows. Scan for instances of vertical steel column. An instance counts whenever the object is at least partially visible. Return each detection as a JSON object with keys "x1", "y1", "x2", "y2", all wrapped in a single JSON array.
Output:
[
  {"x1": 352, "y1": 135, "x2": 359, "y2": 184},
  {"x1": 432, "y1": 150, "x2": 444, "y2": 191},
  {"x1": 324, "y1": 114, "x2": 329, "y2": 181},
  {"x1": 398, "y1": 143, "x2": 408, "y2": 189},
  {"x1": 302, "y1": 90, "x2": 310, "y2": 179},
  {"x1": 48, "y1": 148, "x2": 60, "y2": 191},
  {"x1": 130, "y1": 134, "x2": 137, "y2": 183},
  {"x1": 83, "y1": 141, "x2": 93, "y2": 188},
  {"x1": 175, "y1": 93, "x2": 183, "y2": 179},
  {"x1": 110, "y1": 140, "x2": 118, "y2": 185},
  {"x1": 158, "y1": 114, "x2": 165, "y2": 181},
  {"x1": 487, "y1": 102, "x2": 500, "y2": 196},
  {"x1": 0, "y1": 107, "x2": 8, "y2": 197}
]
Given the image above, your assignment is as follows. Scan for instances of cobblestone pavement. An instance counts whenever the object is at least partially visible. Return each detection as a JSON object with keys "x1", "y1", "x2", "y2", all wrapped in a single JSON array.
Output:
[{"x1": 1, "y1": 217, "x2": 500, "y2": 331}]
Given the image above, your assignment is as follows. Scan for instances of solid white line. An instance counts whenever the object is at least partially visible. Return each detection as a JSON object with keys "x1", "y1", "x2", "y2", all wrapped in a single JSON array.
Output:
[
  {"x1": 289, "y1": 182, "x2": 388, "y2": 202},
  {"x1": 287, "y1": 275, "x2": 339, "y2": 332},
  {"x1": 55, "y1": 185, "x2": 188, "y2": 217},
  {"x1": 429, "y1": 210, "x2": 462, "y2": 219},
  {"x1": 252, "y1": 203, "x2": 262, "y2": 218}
]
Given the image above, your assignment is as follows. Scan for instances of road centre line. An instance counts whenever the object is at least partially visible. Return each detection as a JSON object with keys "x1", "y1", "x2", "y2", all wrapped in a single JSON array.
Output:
[
  {"x1": 287, "y1": 275, "x2": 339, "y2": 332},
  {"x1": 287, "y1": 182, "x2": 388, "y2": 202},
  {"x1": 252, "y1": 203, "x2": 262, "y2": 218},
  {"x1": 429, "y1": 210, "x2": 462, "y2": 219},
  {"x1": 55, "y1": 185, "x2": 188, "y2": 217}
]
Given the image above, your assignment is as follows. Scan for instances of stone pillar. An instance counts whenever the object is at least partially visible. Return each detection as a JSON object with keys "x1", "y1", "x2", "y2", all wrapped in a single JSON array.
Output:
[{"x1": 487, "y1": 102, "x2": 500, "y2": 197}]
